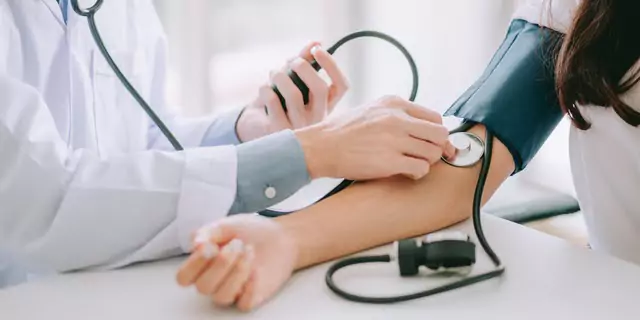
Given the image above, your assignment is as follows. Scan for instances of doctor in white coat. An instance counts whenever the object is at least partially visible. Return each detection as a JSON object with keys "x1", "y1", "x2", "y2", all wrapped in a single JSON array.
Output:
[{"x1": 0, "y1": 0, "x2": 453, "y2": 273}]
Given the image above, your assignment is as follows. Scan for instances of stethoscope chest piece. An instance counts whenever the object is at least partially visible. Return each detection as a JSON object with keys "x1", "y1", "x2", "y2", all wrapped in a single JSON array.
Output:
[{"x1": 442, "y1": 132, "x2": 485, "y2": 167}]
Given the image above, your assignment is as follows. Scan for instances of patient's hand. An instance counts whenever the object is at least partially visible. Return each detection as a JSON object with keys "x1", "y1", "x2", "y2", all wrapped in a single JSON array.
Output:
[{"x1": 176, "y1": 215, "x2": 297, "y2": 311}]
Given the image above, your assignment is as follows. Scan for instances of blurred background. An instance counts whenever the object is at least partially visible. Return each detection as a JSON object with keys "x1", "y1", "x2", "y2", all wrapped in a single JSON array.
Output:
[{"x1": 151, "y1": 0, "x2": 585, "y2": 243}]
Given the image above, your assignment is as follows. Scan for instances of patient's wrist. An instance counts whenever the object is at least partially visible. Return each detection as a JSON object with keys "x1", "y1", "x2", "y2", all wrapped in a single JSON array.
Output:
[{"x1": 276, "y1": 214, "x2": 315, "y2": 270}]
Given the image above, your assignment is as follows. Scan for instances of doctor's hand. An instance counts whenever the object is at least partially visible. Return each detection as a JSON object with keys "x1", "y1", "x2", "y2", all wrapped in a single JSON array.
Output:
[
  {"x1": 237, "y1": 41, "x2": 349, "y2": 142},
  {"x1": 176, "y1": 214, "x2": 296, "y2": 312},
  {"x1": 295, "y1": 96, "x2": 456, "y2": 181}
]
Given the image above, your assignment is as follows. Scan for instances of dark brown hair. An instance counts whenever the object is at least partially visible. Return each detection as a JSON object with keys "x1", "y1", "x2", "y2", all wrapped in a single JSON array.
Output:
[{"x1": 555, "y1": 0, "x2": 640, "y2": 129}]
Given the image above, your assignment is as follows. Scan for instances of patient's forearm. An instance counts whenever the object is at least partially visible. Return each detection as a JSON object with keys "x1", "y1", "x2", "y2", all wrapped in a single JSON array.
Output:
[{"x1": 275, "y1": 125, "x2": 515, "y2": 270}]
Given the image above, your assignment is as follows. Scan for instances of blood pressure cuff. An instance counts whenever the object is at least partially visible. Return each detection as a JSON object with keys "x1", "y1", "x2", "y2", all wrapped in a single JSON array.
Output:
[{"x1": 444, "y1": 19, "x2": 564, "y2": 174}]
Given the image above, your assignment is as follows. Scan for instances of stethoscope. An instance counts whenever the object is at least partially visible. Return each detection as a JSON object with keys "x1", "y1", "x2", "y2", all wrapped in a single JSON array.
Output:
[
  {"x1": 70, "y1": 0, "x2": 183, "y2": 151},
  {"x1": 71, "y1": 0, "x2": 504, "y2": 304}
]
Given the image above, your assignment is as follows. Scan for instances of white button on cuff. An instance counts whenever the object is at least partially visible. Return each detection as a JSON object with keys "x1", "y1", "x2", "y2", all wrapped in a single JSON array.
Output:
[{"x1": 265, "y1": 186, "x2": 277, "y2": 199}]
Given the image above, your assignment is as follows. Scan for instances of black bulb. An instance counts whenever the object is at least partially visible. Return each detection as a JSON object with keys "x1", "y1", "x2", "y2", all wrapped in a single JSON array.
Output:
[{"x1": 267, "y1": 60, "x2": 322, "y2": 114}]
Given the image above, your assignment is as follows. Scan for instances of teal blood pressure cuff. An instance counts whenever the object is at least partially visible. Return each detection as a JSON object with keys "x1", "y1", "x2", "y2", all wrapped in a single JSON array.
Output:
[{"x1": 444, "y1": 19, "x2": 564, "y2": 174}]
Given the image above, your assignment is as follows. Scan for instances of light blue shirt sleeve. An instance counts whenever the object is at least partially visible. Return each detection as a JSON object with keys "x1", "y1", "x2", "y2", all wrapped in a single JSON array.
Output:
[
  {"x1": 230, "y1": 129, "x2": 311, "y2": 214},
  {"x1": 200, "y1": 107, "x2": 244, "y2": 147},
  {"x1": 201, "y1": 107, "x2": 311, "y2": 215}
]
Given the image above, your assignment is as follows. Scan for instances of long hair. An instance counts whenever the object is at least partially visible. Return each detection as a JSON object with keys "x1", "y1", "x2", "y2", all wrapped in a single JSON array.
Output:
[{"x1": 555, "y1": 0, "x2": 640, "y2": 129}]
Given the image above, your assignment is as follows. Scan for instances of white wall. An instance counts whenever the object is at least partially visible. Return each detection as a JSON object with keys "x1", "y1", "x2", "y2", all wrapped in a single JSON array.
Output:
[
  {"x1": 154, "y1": 0, "x2": 212, "y2": 116},
  {"x1": 352, "y1": 1, "x2": 516, "y2": 112},
  {"x1": 523, "y1": 119, "x2": 575, "y2": 196}
]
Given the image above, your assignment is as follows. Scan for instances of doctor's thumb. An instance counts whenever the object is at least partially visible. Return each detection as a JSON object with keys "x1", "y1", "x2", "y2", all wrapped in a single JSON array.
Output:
[
  {"x1": 442, "y1": 140, "x2": 457, "y2": 160},
  {"x1": 400, "y1": 157, "x2": 431, "y2": 180}
]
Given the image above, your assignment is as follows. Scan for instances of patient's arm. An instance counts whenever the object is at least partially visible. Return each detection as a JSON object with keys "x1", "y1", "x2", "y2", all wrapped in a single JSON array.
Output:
[
  {"x1": 174, "y1": 124, "x2": 515, "y2": 310},
  {"x1": 278, "y1": 124, "x2": 515, "y2": 269},
  {"x1": 175, "y1": 124, "x2": 515, "y2": 310}
]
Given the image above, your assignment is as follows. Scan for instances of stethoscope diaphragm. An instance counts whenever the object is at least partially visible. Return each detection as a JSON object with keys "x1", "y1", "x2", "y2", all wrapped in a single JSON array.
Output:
[{"x1": 442, "y1": 132, "x2": 485, "y2": 167}]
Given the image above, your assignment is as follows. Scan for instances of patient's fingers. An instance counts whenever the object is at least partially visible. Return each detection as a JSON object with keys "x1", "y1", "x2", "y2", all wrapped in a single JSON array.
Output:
[
  {"x1": 176, "y1": 242, "x2": 219, "y2": 287},
  {"x1": 236, "y1": 273, "x2": 258, "y2": 312},
  {"x1": 176, "y1": 224, "x2": 236, "y2": 286},
  {"x1": 195, "y1": 239, "x2": 244, "y2": 296},
  {"x1": 212, "y1": 245, "x2": 255, "y2": 307}
]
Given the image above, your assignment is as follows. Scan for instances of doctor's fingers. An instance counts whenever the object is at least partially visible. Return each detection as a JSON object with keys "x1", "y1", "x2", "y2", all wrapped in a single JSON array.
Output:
[
  {"x1": 398, "y1": 138, "x2": 444, "y2": 164},
  {"x1": 290, "y1": 57, "x2": 329, "y2": 121},
  {"x1": 212, "y1": 245, "x2": 255, "y2": 307},
  {"x1": 296, "y1": 41, "x2": 322, "y2": 61},
  {"x1": 310, "y1": 46, "x2": 349, "y2": 110},
  {"x1": 403, "y1": 119, "x2": 456, "y2": 159},
  {"x1": 378, "y1": 96, "x2": 443, "y2": 125},
  {"x1": 403, "y1": 118, "x2": 450, "y2": 145},
  {"x1": 396, "y1": 156, "x2": 432, "y2": 180},
  {"x1": 270, "y1": 70, "x2": 307, "y2": 127},
  {"x1": 260, "y1": 85, "x2": 292, "y2": 131},
  {"x1": 194, "y1": 239, "x2": 245, "y2": 296},
  {"x1": 405, "y1": 104, "x2": 443, "y2": 125}
]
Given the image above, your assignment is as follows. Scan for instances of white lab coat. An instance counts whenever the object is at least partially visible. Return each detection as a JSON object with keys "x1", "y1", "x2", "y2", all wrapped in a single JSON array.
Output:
[{"x1": 0, "y1": 0, "x2": 237, "y2": 272}]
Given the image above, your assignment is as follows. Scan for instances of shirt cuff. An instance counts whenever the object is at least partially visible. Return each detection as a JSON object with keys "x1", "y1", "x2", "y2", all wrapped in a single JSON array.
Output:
[
  {"x1": 176, "y1": 146, "x2": 237, "y2": 252},
  {"x1": 201, "y1": 107, "x2": 245, "y2": 147},
  {"x1": 229, "y1": 130, "x2": 311, "y2": 214}
]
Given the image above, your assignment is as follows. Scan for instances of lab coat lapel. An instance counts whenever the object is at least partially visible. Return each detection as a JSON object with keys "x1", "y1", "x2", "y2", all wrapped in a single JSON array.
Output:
[{"x1": 38, "y1": 0, "x2": 66, "y2": 27}]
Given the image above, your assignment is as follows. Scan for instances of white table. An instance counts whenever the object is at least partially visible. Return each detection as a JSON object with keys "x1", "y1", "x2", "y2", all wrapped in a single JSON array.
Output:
[{"x1": 1, "y1": 215, "x2": 639, "y2": 320}]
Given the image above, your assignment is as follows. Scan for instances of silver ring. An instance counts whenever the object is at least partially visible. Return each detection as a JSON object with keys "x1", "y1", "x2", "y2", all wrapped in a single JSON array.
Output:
[{"x1": 442, "y1": 132, "x2": 485, "y2": 167}]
